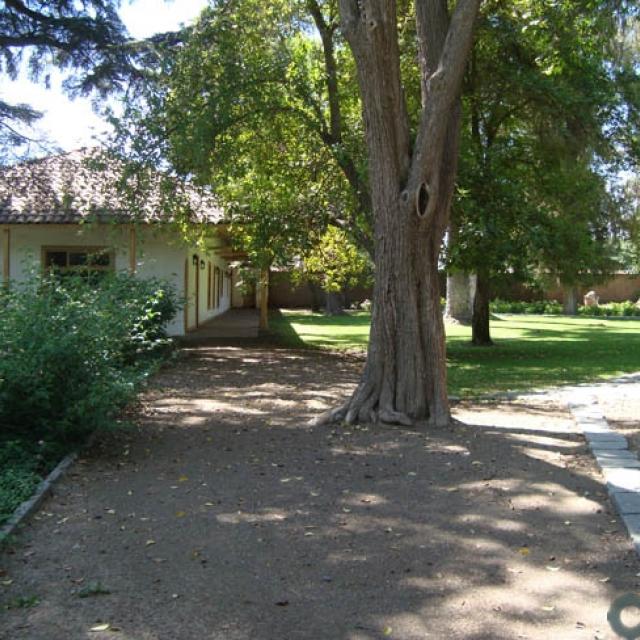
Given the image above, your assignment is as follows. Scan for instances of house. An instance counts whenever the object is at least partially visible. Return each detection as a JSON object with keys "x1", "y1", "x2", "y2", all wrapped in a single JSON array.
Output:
[{"x1": 0, "y1": 149, "x2": 246, "y2": 335}]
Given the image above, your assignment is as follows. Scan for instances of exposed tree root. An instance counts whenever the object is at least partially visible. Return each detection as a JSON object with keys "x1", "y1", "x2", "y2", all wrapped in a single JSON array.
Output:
[{"x1": 309, "y1": 399, "x2": 454, "y2": 429}]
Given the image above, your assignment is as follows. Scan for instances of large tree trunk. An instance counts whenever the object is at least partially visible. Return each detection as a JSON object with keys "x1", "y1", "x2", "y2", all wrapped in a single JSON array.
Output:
[
  {"x1": 563, "y1": 285, "x2": 578, "y2": 315},
  {"x1": 471, "y1": 269, "x2": 493, "y2": 346},
  {"x1": 325, "y1": 291, "x2": 346, "y2": 315},
  {"x1": 308, "y1": 281, "x2": 324, "y2": 312},
  {"x1": 317, "y1": 0, "x2": 479, "y2": 428},
  {"x1": 445, "y1": 271, "x2": 476, "y2": 323}
]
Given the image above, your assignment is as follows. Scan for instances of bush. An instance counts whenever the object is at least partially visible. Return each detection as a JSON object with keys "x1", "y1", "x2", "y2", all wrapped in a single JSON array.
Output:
[
  {"x1": 0, "y1": 272, "x2": 179, "y2": 446},
  {"x1": 578, "y1": 301, "x2": 640, "y2": 317},
  {"x1": 490, "y1": 299, "x2": 563, "y2": 314}
]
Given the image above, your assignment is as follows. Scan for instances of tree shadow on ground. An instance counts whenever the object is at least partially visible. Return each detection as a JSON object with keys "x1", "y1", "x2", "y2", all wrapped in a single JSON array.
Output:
[{"x1": 1, "y1": 347, "x2": 638, "y2": 640}]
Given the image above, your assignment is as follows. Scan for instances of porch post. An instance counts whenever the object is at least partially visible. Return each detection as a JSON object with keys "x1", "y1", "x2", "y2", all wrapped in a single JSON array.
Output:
[
  {"x1": 2, "y1": 226, "x2": 9, "y2": 286},
  {"x1": 129, "y1": 225, "x2": 137, "y2": 274},
  {"x1": 259, "y1": 267, "x2": 269, "y2": 331}
]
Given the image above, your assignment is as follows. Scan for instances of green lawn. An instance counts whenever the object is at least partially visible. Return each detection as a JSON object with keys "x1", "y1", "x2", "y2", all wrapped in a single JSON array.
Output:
[{"x1": 270, "y1": 310, "x2": 640, "y2": 397}]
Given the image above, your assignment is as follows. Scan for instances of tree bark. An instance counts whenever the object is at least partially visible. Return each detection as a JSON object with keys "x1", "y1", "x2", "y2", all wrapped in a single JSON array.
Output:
[
  {"x1": 562, "y1": 285, "x2": 578, "y2": 315},
  {"x1": 325, "y1": 291, "x2": 346, "y2": 315},
  {"x1": 316, "y1": 0, "x2": 480, "y2": 428},
  {"x1": 308, "y1": 281, "x2": 324, "y2": 312},
  {"x1": 445, "y1": 271, "x2": 476, "y2": 323},
  {"x1": 471, "y1": 269, "x2": 493, "y2": 346}
]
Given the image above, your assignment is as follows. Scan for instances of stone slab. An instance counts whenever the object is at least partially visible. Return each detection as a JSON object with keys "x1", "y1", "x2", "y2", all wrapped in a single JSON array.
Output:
[
  {"x1": 585, "y1": 432, "x2": 622, "y2": 442},
  {"x1": 590, "y1": 439, "x2": 629, "y2": 452},
  {"x1": 596, "y1": 456, "x2": 640, "y2": 470},
  {"x1": 622, "y1": 514, "x2": 640, "y2": 542},
  {"x1": 604, "y1": 468, "x2": 640, "y2": 492},
  {"x1": 582, "y1": 427, "x2": 611, "y2": 440},
  {"x1": 611, "y1": 491, "x2": 640, "y2": 515}
]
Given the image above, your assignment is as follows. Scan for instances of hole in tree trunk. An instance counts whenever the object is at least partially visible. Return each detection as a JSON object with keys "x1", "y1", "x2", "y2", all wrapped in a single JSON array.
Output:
[{"x1": 416, "y1": 182, "x2": 430, "y2": 218}]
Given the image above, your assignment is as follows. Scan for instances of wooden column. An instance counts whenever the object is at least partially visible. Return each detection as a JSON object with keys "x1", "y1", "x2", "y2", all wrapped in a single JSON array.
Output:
[
  {"x1": 183, "y1": 258, "x2": 189, "y2": 333},
  {"x1": 259, "y1": 267, "x2": 269, "y2": 331},
  {"x1": 2, "y1": 226, "x2": 9, "y2": 286},
  {"x1": 129, "y1": 225, "x2": 137, "y2": 274}
]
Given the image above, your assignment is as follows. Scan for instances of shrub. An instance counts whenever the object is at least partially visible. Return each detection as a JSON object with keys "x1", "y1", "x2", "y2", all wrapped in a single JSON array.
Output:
[
  {"x1": 490, "y1": 299, "x2": 563, "y2": 314},
  {"x1": 0, "y1": 272, "x2": 179, "y2": 446},
  {"x1": 578, "y1": 301, "x2": 640, "y2": 317}
]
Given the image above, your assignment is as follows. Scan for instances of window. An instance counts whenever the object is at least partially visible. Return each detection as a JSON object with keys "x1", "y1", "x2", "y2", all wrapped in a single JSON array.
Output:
[{"x1": 43, "y1": 247, "x2": 113, "y2": 276}]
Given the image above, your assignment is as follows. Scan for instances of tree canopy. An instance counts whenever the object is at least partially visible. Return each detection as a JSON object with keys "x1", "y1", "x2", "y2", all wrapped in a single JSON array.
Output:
[
  {"x1": 0, "y1": 0, "x2": 134, "y2": 162},
  {"x1": 446, "y1": 0, "x2": 640, "y2": 343}
]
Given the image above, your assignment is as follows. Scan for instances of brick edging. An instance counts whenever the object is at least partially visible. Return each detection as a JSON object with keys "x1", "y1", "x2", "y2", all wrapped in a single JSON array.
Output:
[{"x1": 0, "y1": 452, "x2": 77, "y2": 543}]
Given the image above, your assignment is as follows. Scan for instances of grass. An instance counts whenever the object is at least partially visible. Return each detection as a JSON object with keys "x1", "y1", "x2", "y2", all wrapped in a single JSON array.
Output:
[{"x1": 270, "y1": 309, "x2": 640, "y2": 397}]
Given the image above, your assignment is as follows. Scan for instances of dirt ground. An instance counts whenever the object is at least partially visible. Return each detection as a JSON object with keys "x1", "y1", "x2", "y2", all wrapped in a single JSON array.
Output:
[{"x1": 1, "y1": 345, "x2": 639, "y2": 640}]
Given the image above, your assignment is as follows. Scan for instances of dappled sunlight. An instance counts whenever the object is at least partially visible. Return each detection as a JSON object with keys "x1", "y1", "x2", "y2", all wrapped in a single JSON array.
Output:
[
  {"x1": 460, "y1": 514, "x2": 527, "y2": 533},
  {"x1": 153, "y1": 397, "x2": 266, "y2": 416},
  {"x1": 504, "y1": 432, "x2": 583, "y2": 449},
  {"x1": 343, "y1": 493, "x2": 388, "y2": 507},
  {"x1": 216, "y1": 509, "x2": 290, "y2": 525},
  {"x1": 4, "y1": 346, "x2": 638, "y2": 640}
]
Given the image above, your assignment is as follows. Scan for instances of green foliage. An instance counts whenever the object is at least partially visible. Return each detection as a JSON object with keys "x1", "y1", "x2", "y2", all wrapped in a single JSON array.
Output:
[
  {"x1": 0, "y1": 441, "x2": 40, "y2": 525},
  {"x1": 108, "y1": 0, "x2": 373, "y2": 265},
  {"x1": 0, "y1": 272, "x2": 178, "y2": 445},
  {"x1": 447, "y1": 0, "x2": 639, "y2": 325},
  {"x1": 0, "y1": 0, "x2": 131, "y2": 163},
  {"x1": 490, "y1": 299, "x2": 563, "y2": 314},
  {"x1": 298, "y1": 226, "x2": 372, "y2": 293},
  {"x1": 578, "y1": 301, "x2": 640, "y2": 317},
  {"x1": 160, "y1": 0, "x2": 365, "y2": 267},
  {"x1": 0, "y1": 272, "x2": 179, "y2": 524},
  {"x1": 4, "y1": 595, "x2": 39, "y2": 610}
]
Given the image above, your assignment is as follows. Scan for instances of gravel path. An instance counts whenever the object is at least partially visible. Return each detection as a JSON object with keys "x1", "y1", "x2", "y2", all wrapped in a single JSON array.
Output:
[{"x1": 1, "y1": 346, "x2": 639, "y2": 640}]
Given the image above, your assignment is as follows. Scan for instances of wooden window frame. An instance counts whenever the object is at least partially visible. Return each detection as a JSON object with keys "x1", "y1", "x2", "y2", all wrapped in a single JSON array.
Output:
[{"x1": 41, "y1": 246, "x2": 115, "y2": 274}]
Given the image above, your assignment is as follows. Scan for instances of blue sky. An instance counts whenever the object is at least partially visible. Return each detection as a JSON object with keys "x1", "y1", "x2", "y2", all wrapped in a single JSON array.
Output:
[{"x1": 1, "y1": 0, "x2": 208, "y2": 153}]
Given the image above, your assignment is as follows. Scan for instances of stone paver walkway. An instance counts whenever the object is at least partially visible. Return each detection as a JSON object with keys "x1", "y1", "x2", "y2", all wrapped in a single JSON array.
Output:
[
  {"x1": 181, "y1": 308, "x2": 260, "y2": 342},
  {"x1": 564, "y1": 374, "x2": 640, "y2": 557}
]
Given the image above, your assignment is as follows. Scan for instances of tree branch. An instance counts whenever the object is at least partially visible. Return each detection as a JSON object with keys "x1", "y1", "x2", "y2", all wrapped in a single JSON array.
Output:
[
  {"x1": 409, "y1": 0, "x2": 482, "y2": 194},
  {"x1": 306, "y1": 0, "x2": 342, "y2": 141}
]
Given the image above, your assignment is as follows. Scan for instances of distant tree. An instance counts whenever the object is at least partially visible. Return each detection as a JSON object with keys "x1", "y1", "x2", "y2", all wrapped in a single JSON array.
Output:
[
  {"x1": 0, "y1": 0, "x2": 134, "y2": 162},
  {"x1": 296, "y1": 226, "x2": 372, "y2": 315},
  {"x1": 447, "y1": 0, "x2": 639, "y2": 344}
]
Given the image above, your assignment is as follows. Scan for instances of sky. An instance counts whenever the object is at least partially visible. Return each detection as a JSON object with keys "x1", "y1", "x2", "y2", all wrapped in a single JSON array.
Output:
[{"x1": 1, "y1": 0, "x2": 209, "y2": 154}]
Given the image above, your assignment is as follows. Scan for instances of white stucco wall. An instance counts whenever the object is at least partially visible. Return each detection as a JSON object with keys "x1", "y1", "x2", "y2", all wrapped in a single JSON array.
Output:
[
  {"x1": 184, "y1": 245, "x2": 231, "y2": 331},
  {"x1": 0, "y1": 224, "x2": 231, "y2": 336}
]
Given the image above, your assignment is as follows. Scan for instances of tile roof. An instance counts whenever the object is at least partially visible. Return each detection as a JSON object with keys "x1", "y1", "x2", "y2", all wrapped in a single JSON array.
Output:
[{"x1": 0, "y1": 148, "x2": 225, "y2": 225}]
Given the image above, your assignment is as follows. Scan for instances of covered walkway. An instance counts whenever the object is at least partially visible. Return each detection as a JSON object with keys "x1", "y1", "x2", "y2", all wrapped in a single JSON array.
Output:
[{"x1": 181, "y1": 307, "x2": 260, "y2": 342}]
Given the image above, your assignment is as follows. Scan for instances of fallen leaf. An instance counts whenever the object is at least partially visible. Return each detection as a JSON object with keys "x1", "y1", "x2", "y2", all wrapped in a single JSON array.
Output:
[
  {"x1": 90, "y1": 623, "x2": 110, "y2": 632},
  {"x1": 178, "y1": 475, "x2": 188, "y2": 483},
  {"x1": 384, "y1": 626, "x2": 393, "y2": 636},
  {"x1": 546, "y1": 566, "x2": 560, "y2": 572},
  {"x1": 145, "y1": 540, "x2": 156, "y2": 546},
  {"x1": 518, "y1": 547, "x2": 530, "y2": 556},
  {"x1": 541, "y1": 605, "x2": 555, "y2": 612},
  {"x1": 175, "y1": 511, "x2": 186, "y2": 518}
]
